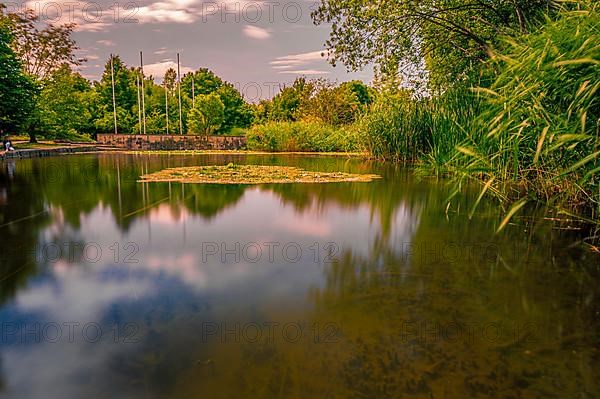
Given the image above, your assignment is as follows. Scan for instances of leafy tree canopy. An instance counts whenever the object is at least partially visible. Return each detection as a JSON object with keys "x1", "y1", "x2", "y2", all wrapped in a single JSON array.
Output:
[
  {"x1": 0, "y1": 16, "x2": 37, "y2": 135},
  {"x1": 187, "y1": 92, "x2": 225, "y2": 135},
  {"x1": 2, "y1": 7, "x2": 83, "y2": 79},
  {"x1": 312, "y1": 0, "x2": 554, "y2": 90}
]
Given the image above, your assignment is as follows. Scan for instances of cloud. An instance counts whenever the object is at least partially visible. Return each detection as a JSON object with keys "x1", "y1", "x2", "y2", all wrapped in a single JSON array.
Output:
[
  {"x1": 269, "y1": 50, "x2": 333, "y2": 76},
  {"x1": 134, "y1": 2, "x2": 199, "y2": 24},
  {"x1": 278, "y1": 69, "x2": 330, "y2": 75},
  {"x1": 270, "y1": 50, "x2": 326, "y2": 68},
  {"x1": 142, "y1": 60, "x2": 193, "y2": 80},
  {"x1": 243, "y1": 25, "x2": 271, "y2": 40},
  {"x1": 154, "y1": 47, "x2": 168, "y2": 55},
  {"x1": 97, "y1": 40, "x2": 115, "y2": 46}
]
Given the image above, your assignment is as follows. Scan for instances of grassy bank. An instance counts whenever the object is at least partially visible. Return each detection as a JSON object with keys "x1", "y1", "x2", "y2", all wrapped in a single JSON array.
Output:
[{"x1": 427, "y1": 3, "x2": 599, "y2": 224}]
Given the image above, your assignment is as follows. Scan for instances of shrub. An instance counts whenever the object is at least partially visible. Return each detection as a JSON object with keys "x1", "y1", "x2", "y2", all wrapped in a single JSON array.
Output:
[{"x1": 246, "y1": 121, "x2": 359, "y2": 152}]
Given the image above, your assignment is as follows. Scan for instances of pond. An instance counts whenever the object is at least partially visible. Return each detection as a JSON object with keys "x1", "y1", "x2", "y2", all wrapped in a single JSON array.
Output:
[{"x1": 0, "y1": 153, "x2": 597, "y2": 398}]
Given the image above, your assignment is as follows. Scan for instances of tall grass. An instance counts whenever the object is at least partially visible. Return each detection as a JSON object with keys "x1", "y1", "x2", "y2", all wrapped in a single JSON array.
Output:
[
  {"x1": 356, "y1": 89, "x2": 481, "y2": 172},
  {"x1": 355, "y1": 92, "x2": 429, "y2": 161},
  {"x1": 246, "y1": 121, "x2": 360, "y2": 152},
  {"x1": 448, "y1": 0, "x2": 599, "y2": 222}
]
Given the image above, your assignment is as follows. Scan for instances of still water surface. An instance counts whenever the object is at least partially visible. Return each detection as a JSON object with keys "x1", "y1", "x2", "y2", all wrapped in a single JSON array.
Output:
[{"x1": 0, "y1": 154, "x2": 598, "y2": 398}]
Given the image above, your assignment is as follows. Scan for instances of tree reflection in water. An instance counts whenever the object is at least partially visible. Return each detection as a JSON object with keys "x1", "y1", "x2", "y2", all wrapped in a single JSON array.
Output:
[{"x1": 0, "y1": 154, "x2": 596, "y2": 398}]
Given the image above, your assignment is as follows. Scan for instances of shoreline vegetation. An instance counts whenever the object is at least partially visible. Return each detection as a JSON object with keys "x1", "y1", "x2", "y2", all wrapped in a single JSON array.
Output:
[{"x1": 1, "y1": 1, "x2": 598, "y2": 228}]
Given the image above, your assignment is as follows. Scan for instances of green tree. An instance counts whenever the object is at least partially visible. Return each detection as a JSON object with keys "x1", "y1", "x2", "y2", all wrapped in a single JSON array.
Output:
[
  {"x1": 187, "y1": 93, "x2": 225, "y2": 135},
  {"x1": 96, "y1": 56, "x2": 138, "y2": 133},
  {"x1": 36, "y1": 65, "x2": 93, "y2": 139},
  {"x1": 181, "y1": 68, "x2": 224, "y2": 98},
  {"x1": 181, "y1": 69, "x2": 252, "y2": 133},
  {"x1": 164, "y1": 68, "x2": 177, "y2": 92},
  {"x1": 0, "y1": 17, "x2": 37, "y2": 136},
  {"x1": 340, "y1": 80, "x2": 372, "y2": 106},
  {"x1": 5, "y1": 8, "x2": 83, "y2": 79},
  {"x1": 216, "y1": 83, "x2": 254, "y2": 133},
  {"x1": 312, "y1": 0, "x2": 553, "y2": 90},
  {"x1": 298, "y1": 81, "x2": 362, "y2": 126},
  {"x1": 269, "y1": 78, "x2": 315, "y2": 122}
]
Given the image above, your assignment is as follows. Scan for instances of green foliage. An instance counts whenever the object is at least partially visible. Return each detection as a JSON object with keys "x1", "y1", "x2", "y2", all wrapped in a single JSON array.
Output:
[
  {"x1": 216, "y1": 83, "x2": 254, "y2": 133},
  {"x1": 36, "y1": 65, "x2": 94, "y2": 139},
  {"x1": 187, "y1": 93, "x2": 225, "y2": 135},
  {"x1": 181, "y1": 69, "x2": 252, "y2": 134},
  {"x1": 268, "y1": 78, "x2": 313, "y2": 122},
  {"x1": 340, "y1": 80, "x2": 373, "y2": 106},
  {"x1": 449, "y1": 1, "x2": 600, "y2": 214},
  {"x1": 312, "y1": 0, "x2": 553, "y2": 90},
  {"x1": 255, "y1": 78, "x2": 371, "y2": 126},
  {"x1": 246, "y1": 121, "x2": 359, "y2": 152},
  {"x1": 298, "y1": 81, "x2": 364, "y2": 126},
  {"x1": 0, "y1": 18, "x2": 37, "y2": 134},
  {"x1": 355, "y1": 90, "x2": 430, "y2": 161},
  {"x1": 3, "y1": 7, "x2": 83, "y2": 79},
  {"x1": 96, "y1": 56, "x2": 138, "y2": 133},
  {"x1": 181, "y1": 68, "x2": 223, "y2": 97},
  {"x1": 94, "y1": 105, "x2": 136, "y2": 134}
]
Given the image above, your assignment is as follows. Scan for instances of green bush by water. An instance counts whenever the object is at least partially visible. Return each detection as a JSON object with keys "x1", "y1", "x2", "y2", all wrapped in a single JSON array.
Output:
[{"x1": 246, "y1": 121, "x2": 360, "y2": 152}]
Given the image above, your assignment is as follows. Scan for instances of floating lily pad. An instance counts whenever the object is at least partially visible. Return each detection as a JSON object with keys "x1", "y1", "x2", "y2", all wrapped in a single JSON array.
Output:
[{"x1": 139, "y1": 165, "x2": 381, "y2": 185}]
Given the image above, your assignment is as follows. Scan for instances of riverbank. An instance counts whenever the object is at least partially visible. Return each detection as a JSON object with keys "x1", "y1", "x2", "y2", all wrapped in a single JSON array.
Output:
[{"x1": 0, "y1": 145, "x2": 99, "y2": 160}]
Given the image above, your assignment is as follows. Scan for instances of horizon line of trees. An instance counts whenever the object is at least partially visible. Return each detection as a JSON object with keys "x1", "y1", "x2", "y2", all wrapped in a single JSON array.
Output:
[{"x1": 1, "y1": 3, "x2": 378, "y2": 143}]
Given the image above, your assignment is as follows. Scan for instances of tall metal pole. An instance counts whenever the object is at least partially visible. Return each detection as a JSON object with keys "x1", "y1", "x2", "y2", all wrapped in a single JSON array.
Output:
[
  {"x1": 192, "y1": 76, "x2": 195, "y2": 107},
  {"x1": 136, "y1": 74, "x2": 142, "y2": 134},
  {"x1": 177, "y1": 53, "x2": 183, "y2": 135},
  {"x1": 110, "y1": 54, "x2": 118, "y2": 134},
  {"x1": 165, "y1": 83, "x2": 169, "y2": 135},
  {"x1": 140, "y1": 51, "x2": 147, "y2": 135}
]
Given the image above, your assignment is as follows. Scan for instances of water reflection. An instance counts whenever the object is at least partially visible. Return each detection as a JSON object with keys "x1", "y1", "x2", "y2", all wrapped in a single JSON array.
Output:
[{"x1": 0, "y1": 154, "x2": 597, "y2": 398}]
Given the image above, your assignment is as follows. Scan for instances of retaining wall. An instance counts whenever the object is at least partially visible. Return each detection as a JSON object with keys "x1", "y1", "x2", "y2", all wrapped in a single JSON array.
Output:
[
  {"x1": 96, "y1": 134, "x2": 246, "y2": 150},
  {"x1": 0, "y1": 146, "x2": 98, "y2": 160}
]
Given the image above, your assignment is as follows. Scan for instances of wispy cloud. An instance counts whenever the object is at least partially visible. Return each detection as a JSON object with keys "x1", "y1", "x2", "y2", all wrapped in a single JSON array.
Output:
[
  {"x1": 134, "y1": 2, "x2": 198, "y2": 24},
  {"x1": 269, "y1": 50, "x2": 330, "y2": 76},
  {"x1": 96, "y1": 40, "x2": 115, "y2": 47},
  {"x1": 270, "y1": 50, "x2": 326, "y2": 69},
  {"x1": 279, "y1": 69, "x2": 330, "y2": 75},
  {"x1": 243, "y1": 25, "x2": 271, "y2": 40}
]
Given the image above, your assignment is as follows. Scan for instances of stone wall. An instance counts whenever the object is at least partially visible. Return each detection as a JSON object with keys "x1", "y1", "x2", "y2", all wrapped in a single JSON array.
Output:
[
  {"x1": 0, "y1": 146, "x2": 98, "y2": 160},
  {"x1": 96, "y1": 134, "x2": 246, "y2": 150}
]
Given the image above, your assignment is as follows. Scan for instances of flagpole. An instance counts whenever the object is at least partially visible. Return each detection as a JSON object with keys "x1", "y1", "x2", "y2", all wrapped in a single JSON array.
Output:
[
  {"x1": 165, "y1": 82, "x2": 169, "y2": 135},
  {"x1": 136, "y1": 74, "x2": 142, "y2": 134},
  {"x1": 110, "y1": 54, "x2": 118, "y2": 134},
  {"x1": 140, "y1": 51, "x2": 146, "y2": 135},
  {"x1": 177, "y1": 53, "x2": 183, "y2": 135}
]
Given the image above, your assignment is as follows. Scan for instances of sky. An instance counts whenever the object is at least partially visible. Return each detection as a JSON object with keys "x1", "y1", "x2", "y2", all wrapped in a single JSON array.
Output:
[{"x1": 9, "y1": 0, "x2": 373, "y2": 100}]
